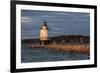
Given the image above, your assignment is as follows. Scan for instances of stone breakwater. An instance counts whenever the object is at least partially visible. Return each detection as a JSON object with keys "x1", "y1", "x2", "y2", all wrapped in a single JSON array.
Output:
[{"x1": 28, "y1": 44, "x2": 90, "y2": 55}]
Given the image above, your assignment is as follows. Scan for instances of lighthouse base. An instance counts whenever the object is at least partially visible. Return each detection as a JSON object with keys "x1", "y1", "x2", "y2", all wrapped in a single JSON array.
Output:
[{"x1": 40, "y1": 40, "x2": 50, "y2": 45}]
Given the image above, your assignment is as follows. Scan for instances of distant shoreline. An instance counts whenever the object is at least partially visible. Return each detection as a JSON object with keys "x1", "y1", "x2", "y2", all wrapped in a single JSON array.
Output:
[{"x1": 22, "y1": 35, "x2": 90, "y2": 44}]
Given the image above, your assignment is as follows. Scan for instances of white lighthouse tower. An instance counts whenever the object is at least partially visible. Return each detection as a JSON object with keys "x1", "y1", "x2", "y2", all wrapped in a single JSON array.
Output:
[{"x1": 40, "y1": 21, "x2": 48, "y2": 46}]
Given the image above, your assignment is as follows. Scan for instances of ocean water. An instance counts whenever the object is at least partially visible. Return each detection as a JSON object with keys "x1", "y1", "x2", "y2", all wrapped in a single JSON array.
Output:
[{"x1": 21, "y1": 44, "x2": 90, "y2": 63}]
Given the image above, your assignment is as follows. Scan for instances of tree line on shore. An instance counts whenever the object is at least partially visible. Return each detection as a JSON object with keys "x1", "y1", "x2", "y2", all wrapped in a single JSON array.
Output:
[{"x1": 22, "y1": 35, "x2": 90, "y2": 44}]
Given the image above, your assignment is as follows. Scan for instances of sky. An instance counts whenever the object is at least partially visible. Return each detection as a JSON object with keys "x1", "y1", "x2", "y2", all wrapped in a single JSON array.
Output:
[{"x1": 21, "y1": 10, "x2": 90, "y2": 39}]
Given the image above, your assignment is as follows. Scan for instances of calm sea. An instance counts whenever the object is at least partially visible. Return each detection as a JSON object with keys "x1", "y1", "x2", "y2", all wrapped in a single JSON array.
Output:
[{"x1": 21, "y1": 44, "x2": 90, "y2": 63}]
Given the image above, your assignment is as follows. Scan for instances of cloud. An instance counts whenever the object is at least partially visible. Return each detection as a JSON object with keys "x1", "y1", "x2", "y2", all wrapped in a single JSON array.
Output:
[
  {"x1": 21, "y1": 16, "x2": 31, "y2": 23},
  {"x1": 51, "y1": 27, "x2": 60, "y2": 31},
  {"x1": 41, "y1": 15, "x2": 50, "y2": 18},
  {"x1": 54, "y1": 12, "x2": 70, "y2": 16}
]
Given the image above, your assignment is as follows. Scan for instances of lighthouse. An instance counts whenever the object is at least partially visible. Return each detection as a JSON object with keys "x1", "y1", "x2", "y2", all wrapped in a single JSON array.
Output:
[{"x1": 40, "y1": 21, "x2": 48, "y2": 46}]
